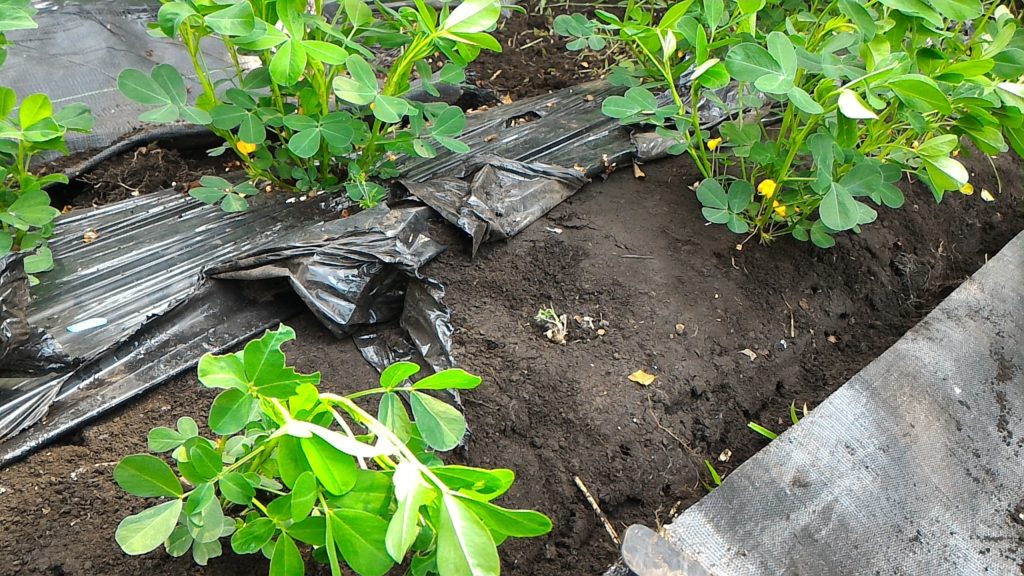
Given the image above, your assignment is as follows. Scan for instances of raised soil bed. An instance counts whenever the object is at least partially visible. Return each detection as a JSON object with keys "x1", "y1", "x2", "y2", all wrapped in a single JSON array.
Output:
[{"x1": 2, "y1": 4, "x2": 1024, "y2": 576}]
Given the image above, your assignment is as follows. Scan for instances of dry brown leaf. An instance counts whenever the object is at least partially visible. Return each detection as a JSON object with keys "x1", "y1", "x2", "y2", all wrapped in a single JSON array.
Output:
[
  {"x1": 718, "y1": 448, "x2": 732, "y2": 462},
  {"x1": 628, "y1": 370, "x2": 656, "y2": 386},
  {"x1": 633, "y1": 162, "x2": 646, "y2": 179},
  {"x1": 82, "y1": 230, "x2": 99, "y2": 244},
  {"x1": 674, "y1": 323, "x2": 686, "y2": 335},
  {"x1": 739, "y1": 348, "x2": 757, "y2": 361},
  {"x1": 827, "y1": 335, "x2": 839, "y2": 344}
]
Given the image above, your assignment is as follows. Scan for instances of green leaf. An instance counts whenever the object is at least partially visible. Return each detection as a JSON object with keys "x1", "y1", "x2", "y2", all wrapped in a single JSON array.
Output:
[
  {"x1": 300, "y1": 434, "x2": 358, "y2": 495},
  {"x1": 164, "y1": 524, "x2": 193, "y2": 557},
  {"x1": 116, "y1": 500, "x2": 184, "y2": 555},
  {"x1": 411, "y1": 369, "x2": 482, "y2": 391},
  {"x1": 818, "y1": 182, "x2": 860, "y2": 231},
  {"x1": 916, "y1": 134, "x2": 958, "y2": 157},
  {"x1": 431, "y1": 466, "x2": 514, "y2": 501},
  {"x1": 270, "y1": 39, "x2": 307, "y2": 87},
  {"x1": 839, "y1": 0, "x2": 876, "y2": 40},
  {"x1": 186, "y1": 442, "x2": 224, "y2": 482},
  {"x1": 0, "y1": 232, "x2": 11, "y2": 257},
  {"x1": 291, "y1": 471, "x2": 318, "y2": 522},
  {"x1": 114, "y1": 454, "x2": 183, "y2": 498},
  {"x1": 148, "y1": 427, "x2": 186, "y2": 452},
  {"x1": 288, "y1": 515, "x2": 327, "y2": 547},
  {"x1": 409, "y1": 391, "x2": 466, "y2": 451},
  {"x1": 443, "y1": 0, "x2": 501, "y2": 34},
  {"x1": 23, "y1": 246, "x2": 54, "y2": 275},
  {"x1": 118, "y1": 68, "x2": 171, "y2": 106},
  {"x1": 232, "y1": 518, "x2": 276, "y2": 554},
  {"x1": 209, "y1": 388, "x2": 255, "y2": 435},
  {"x1": 0, "y1": 5, "x2": 37, "y2": 32},
  {"x1": 725, "y1": 43, "x2": 781, "y2": 82},
  {"x1": 386, "y1": 463, "x2": 435, "y2": 562},
  {"x1": 696, "y1": 178, "x2": 729, "y2": 224},
  {"x1": 334, "y1": 54, "x2": 379, "y2": 105},
  {"x1": 837, "y1": 89, "x2": 877, "y2": 119},
  {"x1": 921, "y1": 155, "x2": 968, "y2": 190},
  {"x1": 925, "y1": 0, "x2": 981, "y2": 20},
  {"x1": 380, "y1": 361, "x2": 421, "y2": 390},
  {"x1": 877, "y1": 0, "x2": 942, "y2": 27},
  {"x1": 220, "y1": 472, "x2": 256, "y2": 505},
  {"x1": 379, "y1": 393, "x2": 414, "y2": 442},
  {"x1": 766, "y1": 32, "x2": 796, "y2": 79},
  {"x1": 888, "y1": 74, "x2": 950, "y2": 115},
  {"x1": 787, "y1": 87, "x2": 823, "y2": 114},
  {"x1": 198, "y1": 352, "x2": 247, "y2": 390},
  {"x1": 373, "y1": 95, "x2": 409, "y2": 123},
  {"x1": 18, "y1": 93, "x2": 52, "y2": 129},
  {"x1": 192, "y1": 538, "x2": 222, "y2": 566},
  {"x1": 330, "y1": 509, "x2": 395, "y2": 576},
  {"x1": 457, "y1": 496, "x2": 553, "y2": 538},
  {"x1": 204, "y1": 1, "x2": 255, "y2": 36},
  {"x1": 437, "y1": 494, "x2": 499, "y2": 576},
  {"x1": 243, "y1": 324, "x2": 320, "y2": 398},
  {"x1": 53, "y1": 103, "x2": 94, "y2": 132},
  {"x1": 151, "y1": 64, "x2": 187, "y2": 107},
  {"x1": 303, "y1": 40, "x2": 348, "y2": 64},
  {"x1": 344, "y1": 0, "x2": 373, "y2": 27},
  {"x1": 186, "y1": 490, "x2": 226, "y2": 544},
  {"x1": 277, "y1": 435, "x2": 310, "y2": 489},
  {"x1": 810, "y1": 220, "x2": 836, "y2": 248},
  {"x1": 288, "y1": 128, "x2": 322, "y2": 159},
  {"x1": 270, "y1": 535, "x2": 304, "y2": 576},
  {"x1": 330, "y1": 470, "x2": 395, "y2": 515}
]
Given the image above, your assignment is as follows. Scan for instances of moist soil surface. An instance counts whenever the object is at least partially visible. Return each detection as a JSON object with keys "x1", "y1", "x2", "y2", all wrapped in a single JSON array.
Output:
[
  {"x1": 5, "y1": 3, "x2": 1024, "y2": 576},
  {"x1": 2, "y1": 148, "x2": 1022, "y2": 576}
]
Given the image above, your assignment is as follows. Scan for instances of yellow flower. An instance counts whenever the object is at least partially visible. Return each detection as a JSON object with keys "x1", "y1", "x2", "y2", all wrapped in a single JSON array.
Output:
[
  {"x1": 757, "y1": 179, "x2": 777, "y2": 199},
  {"x1": 773, "y1": 199, "x2": 788, "y2": 218},
  {"x1": 960, "y1": 182, "x2": 975, "y2": 196},
  {"x1": 237, "y1": 141, "x2": 258, "y2": 155},
  {"x1": 707, "y1": 137, "x2": 723, "y2": 151}
]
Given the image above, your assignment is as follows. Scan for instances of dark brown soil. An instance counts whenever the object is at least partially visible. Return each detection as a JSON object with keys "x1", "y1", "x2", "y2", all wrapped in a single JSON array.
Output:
[
  {"x1": 2, "y1": 146, "x2": 1022, "y2": 575},
  {"x1": 49, "y1": 141, "x2": 230, "y2": 209},
  {"x1": 4, "y1": 3, "x2": 1024, "y2": 575}
]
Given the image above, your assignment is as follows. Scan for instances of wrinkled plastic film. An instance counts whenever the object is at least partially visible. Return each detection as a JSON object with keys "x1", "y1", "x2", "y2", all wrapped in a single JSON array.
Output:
[
  {"x1": 0, "y1": 255, "x2": 73, "y2": 377},
  {"x1": 402, "y1": 155, "x2": 589, "y2": 255}
]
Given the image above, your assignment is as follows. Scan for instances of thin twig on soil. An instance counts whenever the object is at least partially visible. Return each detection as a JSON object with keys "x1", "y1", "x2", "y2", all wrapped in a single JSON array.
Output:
[
  {"x1": 620, "y1": 254, "x2": 655, "y2": 259},
  {"x1": 574, "y1": 475, "x2": 620, "y2": 545}
]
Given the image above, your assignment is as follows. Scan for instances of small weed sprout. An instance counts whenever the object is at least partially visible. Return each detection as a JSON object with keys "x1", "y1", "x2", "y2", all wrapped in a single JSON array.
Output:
[{"x1": 535, "y1": 305, "x2": 568, "y2": 344}]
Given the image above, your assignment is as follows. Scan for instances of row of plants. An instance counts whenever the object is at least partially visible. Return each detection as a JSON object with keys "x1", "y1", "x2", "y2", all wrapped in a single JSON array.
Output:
[
  {"x1": 0, "y1": 0, "x2": 93, "y2": 282},
  {"x1": 557, "y1": 0, "x2": 1024, "y2": 247},
  {"x1": 119, "y1": 0, "x2": 506, "y2": 210},
  {"x1": 115, "y1": 324, "x2": 552, "y2": 576},
  {"x1": 6, "y1": 0, "x2": 1023, "y2": 285}
]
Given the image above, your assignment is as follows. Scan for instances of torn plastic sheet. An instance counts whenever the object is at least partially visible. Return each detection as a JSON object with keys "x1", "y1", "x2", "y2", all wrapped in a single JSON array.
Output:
[
  {"x1": 354, "y1": 278, "x2": 453, "y2": 375},
  {"x1": 0, "y1": 256, "x2": 73, "y2": 377},
  {"x1": 617, "y1": 230, "x2": 1024, "y2": 575},
  {"x1": 0, "y1": 189, "x2": 343, "y2": 462},
  {"x1": 402, "y1": 155, "x2": 589, "y2": 255},
  {"x1": 207, "y1": 204, "x2": 446, "y2": 339},
  {"x1": 1, "y1": 78, "x2": 736, "y2": 465},
  {"x1": 400, "y1": 80, "x2": 744, "y2": 251}
]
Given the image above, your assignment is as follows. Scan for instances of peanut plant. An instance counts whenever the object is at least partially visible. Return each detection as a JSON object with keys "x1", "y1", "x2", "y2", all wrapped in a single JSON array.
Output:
[
  {"x1": 114, "y1": 324, "x2": 551, "y2": 576},
  {"x1": 557, "y1": 0, "x2": 1024, "y2": 247},
  {"x1": 119, "y1": 0, "x2": 503, "y2": 209}
]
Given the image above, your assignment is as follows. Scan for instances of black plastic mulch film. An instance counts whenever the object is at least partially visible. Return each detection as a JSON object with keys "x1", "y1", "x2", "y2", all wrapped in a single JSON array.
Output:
[{"x1": 0, "y1": 5, "x2": 746, "y2": 467}]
